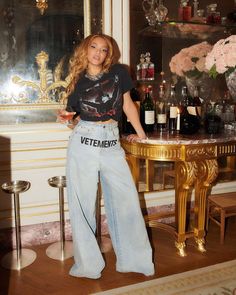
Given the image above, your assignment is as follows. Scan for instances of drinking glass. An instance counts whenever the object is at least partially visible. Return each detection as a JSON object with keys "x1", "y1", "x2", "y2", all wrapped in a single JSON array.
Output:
[{"x1": 57, "y1": 105, "x2": 76, "y2": 126}]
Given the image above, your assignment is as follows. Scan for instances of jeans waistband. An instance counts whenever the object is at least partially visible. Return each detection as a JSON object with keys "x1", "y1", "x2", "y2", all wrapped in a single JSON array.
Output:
[{"x1": 78, "y1": 120, "x2": 118, "y2": 130}]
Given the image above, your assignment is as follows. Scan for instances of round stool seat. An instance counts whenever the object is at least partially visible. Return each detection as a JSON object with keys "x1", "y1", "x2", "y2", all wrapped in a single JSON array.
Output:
[
  {"x1": 48, "y1": 176, "x2": 66, "y2": 188},
  {"x1": 2, "y1": 180, "x2": 30, "y2": 194},
  {"x1": 1, "y1": 180, "x2": 37, "y2": 270}
]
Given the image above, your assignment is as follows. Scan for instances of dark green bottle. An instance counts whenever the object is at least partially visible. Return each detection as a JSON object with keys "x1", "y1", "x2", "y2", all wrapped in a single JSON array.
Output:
[
  {"x1": 140, "y1": 86, "x2": 155, "y2": 133},
  {"x1": 179, "y1": 86, "x2": 200, "y2": 135}
]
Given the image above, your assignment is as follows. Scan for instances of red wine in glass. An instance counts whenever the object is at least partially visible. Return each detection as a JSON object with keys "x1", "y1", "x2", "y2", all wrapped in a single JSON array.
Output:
[{"x1": 57, "y1": 105, "x2": 76, "y2": 125}]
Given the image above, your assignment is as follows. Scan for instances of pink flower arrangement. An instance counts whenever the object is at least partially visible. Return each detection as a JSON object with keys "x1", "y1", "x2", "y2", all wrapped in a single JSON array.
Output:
[
  {"x1": 205, "y1": 35, "x2": 236, "y2": 78},
  {"x1": 169, "y1": 41, "x2": 213, "y2": 78}
]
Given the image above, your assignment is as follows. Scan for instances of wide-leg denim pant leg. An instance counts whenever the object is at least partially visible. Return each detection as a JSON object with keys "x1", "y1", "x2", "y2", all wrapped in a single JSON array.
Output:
[
  {"x1": 66, "y1": 120, "x2": 154, "y2": 278},
  {"x1": 99, "y1": 135, "x2": 154, "y2": 275},
  {"x1": 66, "y1": 123, "x2": 105, "y2": 278}
]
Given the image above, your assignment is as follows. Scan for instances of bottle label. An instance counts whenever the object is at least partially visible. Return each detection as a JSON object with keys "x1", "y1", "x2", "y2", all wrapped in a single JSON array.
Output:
[
  {"x1": 187, "y1": 106, "x2": 197, "y2": 116},
  {"x1": 145, "y1": 110, "x2": 155, "y2": 124},
  {"x1": 170, "y1": 106, "x2": 177, "y2": 118},
  {"x1": 157, "y1": 114, "x2": 167, "y2": 124}
]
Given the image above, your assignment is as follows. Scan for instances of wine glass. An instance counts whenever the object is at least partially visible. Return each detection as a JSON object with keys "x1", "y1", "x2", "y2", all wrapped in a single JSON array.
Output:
[{"x1": 57, "y1": 105, "x2": 76, "y2": 126}]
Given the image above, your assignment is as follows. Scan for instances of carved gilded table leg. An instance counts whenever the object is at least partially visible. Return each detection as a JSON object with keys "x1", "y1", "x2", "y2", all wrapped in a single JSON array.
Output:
[
  {"x1": 126, "y1": 154, "x2": 140, "y2": 189},
  {"x1": 175, "y1": 161, "x2": 197, "y2": 257},
  {"x1": 194, "y1": 159, "x2": 218, "y2": 252}
]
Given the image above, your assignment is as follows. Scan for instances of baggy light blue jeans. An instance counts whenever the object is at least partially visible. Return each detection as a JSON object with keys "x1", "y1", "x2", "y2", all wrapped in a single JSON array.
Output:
[{"x1": 66, "y1": 120, "x2": 154, "y2": 278}]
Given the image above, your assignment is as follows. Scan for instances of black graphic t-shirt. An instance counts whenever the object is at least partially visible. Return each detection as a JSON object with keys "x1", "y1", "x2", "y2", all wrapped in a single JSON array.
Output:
[{"x1": 67, "y1": 64, "x2": 134, "y2": 122}]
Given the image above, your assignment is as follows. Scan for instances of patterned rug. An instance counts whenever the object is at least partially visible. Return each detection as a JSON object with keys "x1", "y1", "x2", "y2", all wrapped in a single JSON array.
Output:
[{"x1": 92, "y1": 259, "x2": 236, "y2": 295}]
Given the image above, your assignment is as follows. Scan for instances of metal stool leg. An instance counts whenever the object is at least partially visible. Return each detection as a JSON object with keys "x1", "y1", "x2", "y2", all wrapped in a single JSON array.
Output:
[
  {"x1": 1, "y1": 181, "x2": 37, "y2": 270},
  {"x1": 46, "y1": 176, "x2": 73, "y2": 261}
]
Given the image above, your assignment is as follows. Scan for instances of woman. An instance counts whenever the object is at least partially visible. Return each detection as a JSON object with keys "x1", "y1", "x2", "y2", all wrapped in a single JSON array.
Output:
[{"x1": 59, "y1": 34, "x2": 154, "y2": 279}]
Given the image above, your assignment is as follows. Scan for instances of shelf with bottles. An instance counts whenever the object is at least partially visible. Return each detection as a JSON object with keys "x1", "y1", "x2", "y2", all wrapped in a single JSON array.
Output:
[{"x1": 139, "y1": 20, "x2": 236, "y2": 40}]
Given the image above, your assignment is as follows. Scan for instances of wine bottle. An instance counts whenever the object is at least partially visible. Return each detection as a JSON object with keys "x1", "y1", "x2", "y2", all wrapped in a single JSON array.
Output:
[
  {"x1": 193, "y1": 86, "x2": 202, "y2": 118},
  {"x1": 168, "y1": 85, "x2": 178, "y2": 132},
  {"x1": 180, "y1": 86, "x2": 196, "y2": 117},
  {"x1": 179, "y1": 106, "x2": 200, "y2": 135},
  {"x1": 156, "y1": 84, "x2": 167, "y2": 131},
  {"x1": 179, "y1": 86, "x2": 200, "y2": 135},
  {"x1": 140, "y1": 86, "x2": 155, "y2": 133}
]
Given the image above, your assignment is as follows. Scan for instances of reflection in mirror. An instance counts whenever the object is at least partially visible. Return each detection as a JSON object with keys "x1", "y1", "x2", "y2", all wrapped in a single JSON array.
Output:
[{"x1": 0, "y1": 0, "x2": 103, "y2": 124}]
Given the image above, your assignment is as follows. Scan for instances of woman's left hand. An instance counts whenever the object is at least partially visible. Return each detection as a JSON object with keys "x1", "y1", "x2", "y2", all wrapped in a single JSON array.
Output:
[{"x1": 126, "y1": 134, "x2": 147, "y2": 142}]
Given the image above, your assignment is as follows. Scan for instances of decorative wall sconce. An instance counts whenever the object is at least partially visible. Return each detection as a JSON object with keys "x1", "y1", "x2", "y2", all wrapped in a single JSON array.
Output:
[{"x1": 36, "y1": 0, "x2": 48, "y2": 15}]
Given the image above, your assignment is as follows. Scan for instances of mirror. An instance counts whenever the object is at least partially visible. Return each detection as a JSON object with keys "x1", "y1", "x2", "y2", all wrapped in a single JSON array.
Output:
[{"x1": 0, "y1": 0, "x2": 103, "y2": 124}]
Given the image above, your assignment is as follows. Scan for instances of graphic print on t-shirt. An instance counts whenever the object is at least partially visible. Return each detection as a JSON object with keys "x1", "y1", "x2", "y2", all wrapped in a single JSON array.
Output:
[{"x1": 80, "y1": 75, "x2": 121, "y2": 121}]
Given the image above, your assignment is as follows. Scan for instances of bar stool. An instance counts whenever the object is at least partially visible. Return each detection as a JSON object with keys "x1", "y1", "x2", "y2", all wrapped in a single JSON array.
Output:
[
  {"x1": 47, "y1": 176, "x2": 73, "y2": 260},
  {"x1": 1, "y1": 180, "x2": 37, "y2": 270},
  {"x1": 206, "y1": 192, "x2": 236, "y2": 244}
]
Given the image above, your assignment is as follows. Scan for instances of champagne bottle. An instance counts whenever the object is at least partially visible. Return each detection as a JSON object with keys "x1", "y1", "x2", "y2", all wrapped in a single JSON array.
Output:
[
  {"x1": 168, "y1": 85, "x2": 178, "y2": 132},
  {"x1": 140, "y1": 86, "x2": 155, "y2": 133},
  {"x1": 156, "y1": 85, "x2": 167, "y2": 131}
]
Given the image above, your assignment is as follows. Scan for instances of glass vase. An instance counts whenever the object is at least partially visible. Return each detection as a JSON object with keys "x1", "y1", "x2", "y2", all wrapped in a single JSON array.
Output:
[
  {"x1": 185, "y1": 72, "x2": 213, "y2": 101},
  {"x1": 204, "y1": 102, "x2": 222, "y2": 134},
  {"x1": 225, "y1": 68, "x2": 236, "y2": 101}
]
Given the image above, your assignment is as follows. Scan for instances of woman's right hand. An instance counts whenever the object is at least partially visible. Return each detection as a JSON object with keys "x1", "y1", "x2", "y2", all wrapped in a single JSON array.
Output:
[
  {"x1": 56, "y1": 105, "x2": 79, "y2": 130},
  {"x1": 56, "y1": 109, "x2": 76, "y2": 124}
]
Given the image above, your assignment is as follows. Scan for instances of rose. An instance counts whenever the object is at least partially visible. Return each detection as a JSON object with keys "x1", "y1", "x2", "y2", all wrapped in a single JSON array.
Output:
[
  {"x1": 205, "y1": 35, "x2": 236, "y2": 78},
  {"x1": 169, "y1": 41, "x2": 213, "y2": 78}
]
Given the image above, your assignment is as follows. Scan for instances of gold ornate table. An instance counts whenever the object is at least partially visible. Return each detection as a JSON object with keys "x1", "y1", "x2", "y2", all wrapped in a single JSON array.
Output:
[{"x1": 121, "y1": 131, "x2": 236, "y2": 256}]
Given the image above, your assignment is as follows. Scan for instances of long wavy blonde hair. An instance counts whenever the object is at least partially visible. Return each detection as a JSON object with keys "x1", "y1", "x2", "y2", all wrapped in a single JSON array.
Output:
[{"x1": 66, "y1": 34, "x2": 115, "y2": 97}]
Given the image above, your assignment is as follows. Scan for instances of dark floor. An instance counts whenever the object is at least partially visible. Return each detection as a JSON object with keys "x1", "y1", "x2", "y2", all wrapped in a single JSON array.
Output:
[{"x1": 0, "y1": 216, "x2": 236, "y2": 295}]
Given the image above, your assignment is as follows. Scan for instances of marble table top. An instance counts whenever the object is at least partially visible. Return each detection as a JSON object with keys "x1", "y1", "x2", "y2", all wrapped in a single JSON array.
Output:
[{"x1": 122, "y1": 130, "x2": 236, "y2": 145}]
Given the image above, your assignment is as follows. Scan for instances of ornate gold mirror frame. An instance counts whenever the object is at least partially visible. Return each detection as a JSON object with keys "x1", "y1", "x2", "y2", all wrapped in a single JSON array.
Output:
[{"x1": 0, "y1": 0, "x2": 103, "y2": 124}]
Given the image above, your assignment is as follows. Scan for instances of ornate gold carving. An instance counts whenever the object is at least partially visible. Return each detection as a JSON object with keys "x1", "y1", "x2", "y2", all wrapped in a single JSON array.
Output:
[
  {"x1": 218, "y1": 143, "x2": 236, "y2": 156},
  {"x1": 194, "y1": 159, "x2": 218, "y2": 249},
  {"x1": 175, "y1": 241, "x2": 187, "y2": 257},
  {"x1": 196, "y1": 159, "x2": 218, "y2": 188},
  {"x1": 121, "y1": 137, "x2": 236, "y2": 257},
  {"x1": 121, "y1": 140, "x2": 182, "y2": 161},
  {"x1": 175, "y1": 161, "x2": 197, "y2": 255},
  {"x1": 36, "y1": 0, "x2": 48, "y2": 15},
  {"x1": 12, "y1": 51, "x2": 69, "y2": 104},
  {"x1": 195, "y1": 237, "x2": 206, "y2": 253},
  {"x1": 175, "y1": 161, "x2": 197, "y2": 190},
  {"x1": 185, "y1": 145, "x2": 216, "y2": 160}
]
